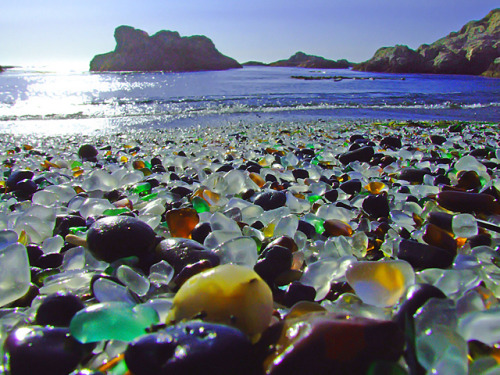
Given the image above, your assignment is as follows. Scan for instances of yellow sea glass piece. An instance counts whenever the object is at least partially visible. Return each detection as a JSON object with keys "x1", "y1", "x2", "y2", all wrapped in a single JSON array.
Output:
[
  {"x1": 345, "y1": 260, "x2": 415, "y2": 307},
  {"x1": 166, "y1": 264, "x2": 274, "y2": 339},
  {"x1": 365, "y1": 181, "x2": 387, "y2": 194}
]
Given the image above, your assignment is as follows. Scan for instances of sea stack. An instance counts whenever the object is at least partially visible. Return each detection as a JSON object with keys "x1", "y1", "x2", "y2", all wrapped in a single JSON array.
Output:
[
  {"x1": 269, "y1": 51, "x2": 352, "y2": 69},
  {"x1": 90, "y1": 25, "x2": 242, "y2": 72}
]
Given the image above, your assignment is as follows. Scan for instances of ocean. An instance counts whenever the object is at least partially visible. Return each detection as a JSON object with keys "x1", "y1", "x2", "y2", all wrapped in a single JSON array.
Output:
[{"x1": 0, "y1": 66, "x2": 498, "y2": 134}]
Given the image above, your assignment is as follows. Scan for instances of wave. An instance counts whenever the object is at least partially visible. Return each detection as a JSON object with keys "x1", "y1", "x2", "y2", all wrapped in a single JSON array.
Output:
[{"x1": 0, "y1": 99, "x2": 498, "y2": 123}]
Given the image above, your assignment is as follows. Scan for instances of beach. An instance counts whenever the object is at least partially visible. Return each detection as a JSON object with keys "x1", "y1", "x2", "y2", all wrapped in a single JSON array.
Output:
[{"x1": 0, "y1": 119, "x2": 499, "y2": 374}]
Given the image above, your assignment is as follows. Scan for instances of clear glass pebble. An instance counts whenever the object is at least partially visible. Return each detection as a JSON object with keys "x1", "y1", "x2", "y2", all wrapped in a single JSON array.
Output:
[
  {"x1": 0, "y1": 243, "x2": 30, "y2": 307},
  {"x1": 416, "y1": 326, "x2": 468, "y2": 375},
  {"x1": 41, "y1": 235, "x2": 64, "y2": 254},
  {"x1": 149, "y1": 260, "x2": 175, "y2": 286},
  {"x1": 214, "y1": 236, "x2": 258, "y2": 267},
  {"x1": 92, "y1": 277, "x2": 138, "y2": 305},
  {"x1": 273, "y1": 214, "x2": 298, "y2": 238},
  {"x1": 116, "y1": 265, "x2": 150, "y2": 296},
  {"x1": 458, "y1": 307, "x2": 500, "y2": 345},
  {"x1": 452, "y1": 213, "x2": 478, "y2": 238}
]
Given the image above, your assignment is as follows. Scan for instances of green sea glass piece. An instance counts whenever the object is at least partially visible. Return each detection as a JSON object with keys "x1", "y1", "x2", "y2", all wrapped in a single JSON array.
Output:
[
  {"x1": 103, "y1": 208, "x2": 131, "y2": 216},
  {"x1": 192, "y1": 196, "x2": 210, "y2": 213},
  {"x1": 70, "y1": 302, "x2": 159, "y2": 343},
  {"x1": 132, "y1": 182, "x2": 151, "y2": 194}
]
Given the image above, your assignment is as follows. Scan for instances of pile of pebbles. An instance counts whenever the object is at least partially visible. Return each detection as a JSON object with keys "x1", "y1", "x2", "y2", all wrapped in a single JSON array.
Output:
[{"x1": 0, "y1": 120, "x2": 499, "y2": 375}]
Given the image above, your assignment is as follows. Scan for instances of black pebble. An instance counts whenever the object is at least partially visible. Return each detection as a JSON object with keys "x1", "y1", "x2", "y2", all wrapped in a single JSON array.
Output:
[
  {"x1": 5, "y1": 326, "x2": 89, "y2": 375},
  {"x1": 362, "y1": 193, "x2": 390, "y2": 219},
  {"x1": 254, "y1": 190, "x2": 287, "y2": 211},
  {"x1": 86, "y1": 216, "x2": 156, "y2": 263},
  {"x1": 35, "y1": 293, "x2": 85, "y2": 327},
  {"x1": 125, "y1": 321, "x2": 255, "y2": 375},
  {"x1": 78, "y1": 144, "x2": 98, "y2": 162}
]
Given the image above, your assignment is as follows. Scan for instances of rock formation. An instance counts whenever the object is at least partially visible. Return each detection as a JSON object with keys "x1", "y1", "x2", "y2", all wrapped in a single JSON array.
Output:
[
  {"x1": 90, "y1": 26, "x2": 242, "y2": 72},
  {"x1": 269, "y1": 52, "x2": 353, "y2": 69},
  {"x1": 354, "y1": 8, "x2": 500, "y2": 76}
]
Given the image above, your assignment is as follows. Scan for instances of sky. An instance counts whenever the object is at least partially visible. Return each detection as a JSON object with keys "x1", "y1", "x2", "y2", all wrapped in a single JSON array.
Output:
[{"x1": 1, "y1": 0, "x2": 498, "y2": 70}]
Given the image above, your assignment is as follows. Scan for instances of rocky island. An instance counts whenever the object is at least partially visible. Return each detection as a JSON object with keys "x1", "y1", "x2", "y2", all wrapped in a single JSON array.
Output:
[
  {"x1": 354, "y1": 8, "x2": 500, "y2": 77},
  {"x1": 269, "y1": 51, "x2": 353, "y2": 69},
  {"x1": 89, "y1": 25, "x2": 242, "y2": 72}
]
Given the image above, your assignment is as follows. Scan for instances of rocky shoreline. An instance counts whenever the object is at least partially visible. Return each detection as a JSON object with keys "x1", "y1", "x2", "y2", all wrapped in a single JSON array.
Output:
[
  {"x1": 0, "y1": 120, "x2": 499, "y2": 374},
  {"x1": 353, "y1": 9, "x2": 500, "y2": 77}
]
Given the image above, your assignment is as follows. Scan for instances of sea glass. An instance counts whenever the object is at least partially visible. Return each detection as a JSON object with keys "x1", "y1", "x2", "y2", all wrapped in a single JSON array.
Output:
[
  {"x1": 165, "y1": 208, "x2": 199, "y2": 238},
  {"x1": 0, "y1": 242, "x2": 30, "y2": 307},
  {"x1": 452, "y1": 213, "x2": 478, "y2": 238},
  {"x1": 70, "y1": 302, "x2": 159, "y2": 343},
  {"x1": 166, "y1": 264, "x2": 273, "y2": 338},
  {"x1": 346, "y1": 260, "x2": 415, "y2": 307}
]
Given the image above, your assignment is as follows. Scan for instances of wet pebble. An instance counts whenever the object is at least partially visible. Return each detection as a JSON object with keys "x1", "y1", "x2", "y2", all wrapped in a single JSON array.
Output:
[{"x1": 86, "y1": 216, "x2": 156, "y2": 263}]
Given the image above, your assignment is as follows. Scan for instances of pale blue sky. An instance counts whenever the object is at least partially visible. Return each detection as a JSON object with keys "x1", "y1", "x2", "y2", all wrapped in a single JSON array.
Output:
[{"x1": 1, "y1": 0, "x2": 498, "y2": 69}]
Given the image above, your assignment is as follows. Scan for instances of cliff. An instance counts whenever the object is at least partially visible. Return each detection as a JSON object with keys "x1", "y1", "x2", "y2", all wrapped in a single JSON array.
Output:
[
  {"x1": 269, "y1": 52, "x2": 353, "y2": 69},
  {"x1": 90, "y1": 26, "x2": 242, "y2": 72},
  {"x1": 354, "y1": 8, "x2": 500, "y2": 76}
]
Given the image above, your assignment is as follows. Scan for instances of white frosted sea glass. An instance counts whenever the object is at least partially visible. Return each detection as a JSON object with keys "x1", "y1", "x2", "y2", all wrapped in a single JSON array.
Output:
[{"x1": 0, "y1": 243, "x2": 30, "y2": 307}]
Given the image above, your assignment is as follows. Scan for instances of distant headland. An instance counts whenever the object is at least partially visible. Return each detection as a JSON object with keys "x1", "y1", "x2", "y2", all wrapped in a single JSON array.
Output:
[
  {"x1": 89, "y1": 26, "x2": 242, "y2": 72},
  {"x1": 353, "y1": 8, "x2": 500, "y2": 77},
  {"x1": 242, "y1": 52, "x2": 353, "y2": 69}
]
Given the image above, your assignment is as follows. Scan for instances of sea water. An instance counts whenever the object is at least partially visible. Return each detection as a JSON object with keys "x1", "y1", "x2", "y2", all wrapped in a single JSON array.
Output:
[{"x1": 0, "y1": 66, "x2": 498, "y2": 134}]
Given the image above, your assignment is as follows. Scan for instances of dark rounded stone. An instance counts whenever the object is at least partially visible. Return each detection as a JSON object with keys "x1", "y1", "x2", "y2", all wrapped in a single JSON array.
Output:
[
  {"x1": 170, "y1": 186, "x2": 192, "y2": 198},
  {"x1": 6, "y1": 170, "x2": 34, "y2": 189},
  {"x1": 340, "y1": 179, "x2": 362, "y2": 195},
  {"x1": 398, "y1": 185, "x2": 411, "y2": 194},
  {"x1": 430, "y1": 135, "x2": 447, "y2": 145},
  {"x1": 324, "y1": 189, "x2": 338, "y2": 203},
  {"x1": 78, "y1": 144, "x2": 98, "y2": 162},
  {"x1": 380, "y1": 136, "x2": 402, "y2": 150},
  {"x1": 449, "y1": 124, "x2": 463, "y2": 133},
  {"x1": 350, "y1": 134, "x2": 366, "y2": 143},
  {"x1": 35, "y1": 293, "x2": 85, "y2": 327},
  {"x1": 398, "y1": 168, "x2": 430, "y2": 184},
  {"x1": 283, "y1": 281, "x2": 316, "y2": 307},
  {"x1": 191, "y1": 222, "x2": 212, "y2": 245},
  {"x1": 254, "y1": 245, "x2": 293, "y2": 285},
  {"x1": 216, "y1": 164, "x2": 233, "y2": 172},
  {"x1": 12, "y1": 179, "x2": 38, "y2": 200},
  {"x1": 292, "y1": 168, "x2": 309, "y2": 180},
  {"x1": 433, "y1": 174, "x2": 451, "y2": 186},
  {"x1": 86, "y1": 216, "x2": 156, "y2": 263},
  {"x1": 398, "y1": 239, "x2": 455, "y2": 270},
  {"x1": 5, "y1": 326, "x2": 88, "y2": 375},
  {"x1": 150, "y1": 157, "x2": 163, "y2": 166},
  {"x1": 152, "y1": 164, "x2": 167, "y2": 173},
  {"x1": 34, "y1": 253, "x2": 64, "y2": 269},
  {"x1": 362, "y1": 193, "x2": 390, "y2": 218},
  {"x1": 54, "y1": 214, "x2": 87, "y2": 237},
  {"x1": 469, "y1": 148, "x2": 490, "y2": 158},
  {"x1": 125, "y1": 321, "x2": 254, "y2": 375},
  {"x1": 338, "y1": 146, "x2": 374, "y2": 165},
  {"x1": 254, "y1": 190, "x2": 287, "y2": 211},
  {"x1": 456, "y1": 170, "x2": 482, "y2": 190},
  {"x1": 154, "y1": 238, "x2": 220, "y2": 275}
]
